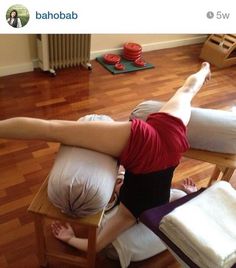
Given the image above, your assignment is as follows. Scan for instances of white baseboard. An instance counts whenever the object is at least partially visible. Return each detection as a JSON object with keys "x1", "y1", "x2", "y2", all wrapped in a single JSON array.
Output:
[
  {"x1": 90, "y1": 35, "x2": 207, "y2": 59},
  {"x1": 0, "y1": 62, "x2": 34, "y2": 77}
]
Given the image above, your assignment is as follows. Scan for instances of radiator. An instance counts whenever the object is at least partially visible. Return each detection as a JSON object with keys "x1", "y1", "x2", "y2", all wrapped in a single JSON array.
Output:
[{"x1": 37, "y1": 34, "x2": 91, "y2": 73}]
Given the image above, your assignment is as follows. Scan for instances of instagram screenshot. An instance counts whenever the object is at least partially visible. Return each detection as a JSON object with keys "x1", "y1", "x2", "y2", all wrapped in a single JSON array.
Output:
[{"x1": 0, "y1": 1, "x2": 236, "y2": 268}]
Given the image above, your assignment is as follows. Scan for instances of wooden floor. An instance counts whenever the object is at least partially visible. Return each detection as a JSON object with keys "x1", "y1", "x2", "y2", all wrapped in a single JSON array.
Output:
[{"x1": 0, "y1": 44, "x2": 236, "y2": 268}]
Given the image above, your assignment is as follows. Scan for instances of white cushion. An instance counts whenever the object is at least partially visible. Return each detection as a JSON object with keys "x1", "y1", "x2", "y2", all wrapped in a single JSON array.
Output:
[
  {"x1": 103, "y1": 189, "x2": 186, "y2": 268},
  {"x1": 47, "y1": 114, "x2": 118, "y2": 217},
  {"x1": 130, "y1": 100, "x2": 236, "y2": 154}
]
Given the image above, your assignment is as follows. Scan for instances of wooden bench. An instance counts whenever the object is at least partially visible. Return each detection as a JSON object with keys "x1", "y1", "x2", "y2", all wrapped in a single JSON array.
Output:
[
  {"x1": 28, "y1": 177, "x2": 104, "y2": 268},
  {"x1": 184, "y1": 148, "x2": 236, "y2": 185}
]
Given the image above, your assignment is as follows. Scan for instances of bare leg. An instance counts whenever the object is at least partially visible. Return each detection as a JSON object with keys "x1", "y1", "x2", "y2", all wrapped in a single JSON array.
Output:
[
  {"x1": 0, "y1": 63, "x2": 210, "y2": 157},
  {"x1": 51, "y1": 203, "x2": 136, "y2": 252},
  {"x1": 159, "y1": 62, "x2": 211, "y2": 125},
  {"x1": 0, "y1": 118, "x2": 131, "y2": 157}
]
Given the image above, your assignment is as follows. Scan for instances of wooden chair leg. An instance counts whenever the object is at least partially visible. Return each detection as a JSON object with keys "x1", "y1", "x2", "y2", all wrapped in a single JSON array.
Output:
[
  {"x1": 208, "y1": 165, "x2": 221, "y2": 186},
  {"x1": 87, "y1": 227, "x2": 97, "y2": 268},
  {"x1": 221, "y1": 168, "x2": 235, "y2": 182},
  {"x1": 33, "y1": 214, "x2": 47, "y2": 267}
]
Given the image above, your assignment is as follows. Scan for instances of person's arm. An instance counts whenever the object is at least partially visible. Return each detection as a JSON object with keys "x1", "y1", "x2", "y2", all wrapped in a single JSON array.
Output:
[
  {"x1": 51, "y1": 221, "x2": 86, "y2": 249},
  {"x1": 17, "y1": 18, "x2": 22, "y2": 28},
  {"x1": 51, "y1": 203, "x2": 136, "y2": 252},
  {"x1": 67, "y1": 236, "x2": 88, "y2": 250}
]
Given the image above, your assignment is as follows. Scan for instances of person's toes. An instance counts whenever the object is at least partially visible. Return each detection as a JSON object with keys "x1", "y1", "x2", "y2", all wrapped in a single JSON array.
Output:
[{"x1": 202, "y1": 62, "x2": 210, "y2": 69}]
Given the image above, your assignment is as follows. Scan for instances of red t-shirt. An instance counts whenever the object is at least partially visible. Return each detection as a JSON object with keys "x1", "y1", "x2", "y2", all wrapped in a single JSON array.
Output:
[{"x1": 119, "y1": 112, "x2": 189, "y2": 174}]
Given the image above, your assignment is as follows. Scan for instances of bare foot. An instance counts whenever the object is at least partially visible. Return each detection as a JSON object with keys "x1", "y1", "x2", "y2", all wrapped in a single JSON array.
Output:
[
  {"x1": 201, "y1": 62, "x2": 211, "y2": 83},
  {"x1": 180, "y1": 178, "x2": 198, "y2": 194},
  {"x1": 182, "y1": 62, "x2": 211, "y2": 95}
]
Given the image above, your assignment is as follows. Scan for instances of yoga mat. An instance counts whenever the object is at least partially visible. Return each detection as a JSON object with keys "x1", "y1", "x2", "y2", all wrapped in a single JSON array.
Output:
[{"x1": 96, "y1": 56, "x2": 154, "y2": 74}]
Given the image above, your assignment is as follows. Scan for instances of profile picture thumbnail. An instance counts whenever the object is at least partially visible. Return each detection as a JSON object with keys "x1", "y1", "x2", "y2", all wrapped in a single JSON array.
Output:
[{"x1": 6, "y1": 4, "x2": 30, "y2": 28}]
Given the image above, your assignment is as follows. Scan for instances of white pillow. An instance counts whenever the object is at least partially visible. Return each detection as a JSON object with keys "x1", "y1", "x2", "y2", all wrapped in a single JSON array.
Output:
[
  {"x1": 130, "y1": 100, "x2": 236, "y2": 154},
  {"x1": 47, "y1": 114, "x2": 118, "y2": 217}
]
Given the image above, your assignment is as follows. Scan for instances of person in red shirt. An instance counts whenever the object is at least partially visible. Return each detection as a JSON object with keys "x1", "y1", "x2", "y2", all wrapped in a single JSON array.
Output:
[{"x1": 0, "y1": 62, "x2": 211, "y2": 252}]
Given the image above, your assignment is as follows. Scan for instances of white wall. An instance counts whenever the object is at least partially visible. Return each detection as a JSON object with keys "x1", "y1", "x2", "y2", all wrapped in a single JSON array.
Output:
[
  {"x1": 0, "y1": 34, "x2": 37, "y2": 76},
  {"x1": 91, "y1": 34, "x2": 207, "y2": 58}
]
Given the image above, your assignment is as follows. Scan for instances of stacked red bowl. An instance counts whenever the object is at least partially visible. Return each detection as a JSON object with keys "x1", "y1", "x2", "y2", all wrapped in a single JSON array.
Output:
[
  {"x1": 123, "y1": 42, "x2": 142, "y2": 61},
  {"x1": 103, "y1": 54, "x2": 121, "y2": 65}
]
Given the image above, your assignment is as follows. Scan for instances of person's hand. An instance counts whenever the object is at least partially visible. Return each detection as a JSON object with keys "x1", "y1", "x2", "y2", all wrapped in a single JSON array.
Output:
[{"x1": 51, "y1": 221, "x2": 75, "y2": 243}]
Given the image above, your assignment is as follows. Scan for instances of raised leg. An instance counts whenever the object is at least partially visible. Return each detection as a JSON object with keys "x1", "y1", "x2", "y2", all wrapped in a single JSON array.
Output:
[
  {"x1": 0, "y1": 118, "x2": 131, "y2": 157},
  {"x1": 0, "y1": 63, "x2": 210, "y2": 158},
  {"x1": 159, "y1": 62, "x2": 211, "y2": 126}
]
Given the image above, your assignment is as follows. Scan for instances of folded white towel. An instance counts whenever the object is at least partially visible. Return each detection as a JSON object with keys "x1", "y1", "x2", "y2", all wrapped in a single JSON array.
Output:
[{"x1": 160, "y1": 181, "x2": 236, "y2": 268}]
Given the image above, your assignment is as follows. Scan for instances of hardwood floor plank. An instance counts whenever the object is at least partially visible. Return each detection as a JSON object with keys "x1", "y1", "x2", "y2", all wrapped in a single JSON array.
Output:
[
  {"x1": 16, "y1": 158, "x2": 42, "y2": 175},
  {"x1": 7, "y1": 255, "x2": 39, "y2": 268},
  {"x1": 0, "y1": 141, "x2": 28, "y2": 156},
  {"x1": 32, "y1": 142, "x2": 59, "y2": 158},
  {"x1": 36, "y1": 97, "x2": 66, "y2": 107},
  {"x1": 0, "y1": 167, "x2": 25, "y2": 190},
  {"x1": 0, "y1": 223, "x2": 34, "y2": 247},
  {"x1": 0, "y1": 255, "x2": 8, "y2": 268},
  {"x1": 0, "y1": 195, "x2": 34, "y2": 216},
  {"x1": 0, "y1": 219, "x2": 21, "y2": 235}
]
